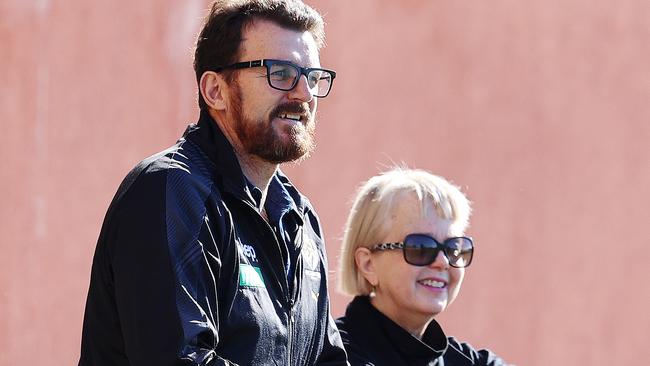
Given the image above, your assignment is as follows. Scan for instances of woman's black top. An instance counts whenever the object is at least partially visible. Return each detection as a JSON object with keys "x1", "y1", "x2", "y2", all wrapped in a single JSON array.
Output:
[{"x1": 336, "y1": 296, "x2": 508, "y2": 366}]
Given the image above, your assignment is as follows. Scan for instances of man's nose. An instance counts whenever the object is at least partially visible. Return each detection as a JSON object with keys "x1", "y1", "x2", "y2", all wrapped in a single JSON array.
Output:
[{"x1": 288, "y1": 75, "x2": 314, "y2": 102}]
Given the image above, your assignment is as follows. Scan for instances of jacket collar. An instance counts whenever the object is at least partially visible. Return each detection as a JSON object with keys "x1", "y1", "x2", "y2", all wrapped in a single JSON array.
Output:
[
  {"x1": 346, "y1": 296, "x2": 448, "y2": 364},
  {"x1": 184, "y1": 109, "x2": 309, "y2": 214}
]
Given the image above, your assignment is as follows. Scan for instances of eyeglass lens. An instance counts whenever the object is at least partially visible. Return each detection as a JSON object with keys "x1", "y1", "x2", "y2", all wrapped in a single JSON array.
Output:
[
  {"x1": 402, "y1": 234, "x2": 473, "y2": 268},
  {"x1": 268, "y1": 63, "x2": 333, "y2": 97}
]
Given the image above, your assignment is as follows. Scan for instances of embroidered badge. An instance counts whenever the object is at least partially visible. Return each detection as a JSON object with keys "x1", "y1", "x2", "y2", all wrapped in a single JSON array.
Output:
[
  {"x1": 302, "y1": 233, "x2": 320, "y2": 271},
  {"x1": 239, "y1": 242, "x2": 258, "y2": 263},
  {"x1": 239, "y1": 264, "x2": 265, "y2": 287}
]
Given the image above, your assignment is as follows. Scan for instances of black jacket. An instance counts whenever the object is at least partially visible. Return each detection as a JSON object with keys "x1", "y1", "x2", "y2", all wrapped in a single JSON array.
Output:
[
  {"x1": 79, "y1": 111, "x2": 347, "y2": 366},
  {"x1": 336, "y1": 296, "x2": 507, "y2": 366}
]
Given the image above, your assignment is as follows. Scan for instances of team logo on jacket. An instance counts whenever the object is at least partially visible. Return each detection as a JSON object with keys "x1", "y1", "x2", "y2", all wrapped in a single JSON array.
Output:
[
  {"x1": 239, "y1": 242, "x2": 258, "y2": 263},
  {"x1": 237, "y1": 241, "x2": 265, "y2": 288},
  {"x1": 302, "y1": 233, "x2": 320, "y2": 272},
  {"x1": 239, "y1": 264, "x2": 265, "y2": 287}
]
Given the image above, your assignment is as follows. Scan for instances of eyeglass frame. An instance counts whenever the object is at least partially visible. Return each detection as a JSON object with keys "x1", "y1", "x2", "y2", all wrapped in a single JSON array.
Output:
[
  {"x1": 213, "y1": 59, "x2": 337, "y2": 98},
  {"x1": 370, "y1": 233, "x2": 474, "y2": 268}
]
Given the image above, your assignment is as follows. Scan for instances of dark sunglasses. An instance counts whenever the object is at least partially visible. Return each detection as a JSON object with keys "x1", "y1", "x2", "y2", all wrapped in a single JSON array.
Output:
[{"x1": 371, "y1": 233, "x2": 474, "y2": 268}]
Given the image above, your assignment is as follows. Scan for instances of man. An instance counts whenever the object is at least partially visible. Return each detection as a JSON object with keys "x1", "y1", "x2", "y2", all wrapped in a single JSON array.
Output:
[{"x1": 79, "y1": 1, "x2": 347, "y2": 365}]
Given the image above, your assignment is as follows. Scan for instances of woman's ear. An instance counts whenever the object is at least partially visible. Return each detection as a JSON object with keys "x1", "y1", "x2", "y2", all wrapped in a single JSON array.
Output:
[
  {"x1": 355, "y1": 247, "x2": 378, "y2": 287},
  {"x1": 199, "y1": 71, "x2": 228, "y2": 111}
]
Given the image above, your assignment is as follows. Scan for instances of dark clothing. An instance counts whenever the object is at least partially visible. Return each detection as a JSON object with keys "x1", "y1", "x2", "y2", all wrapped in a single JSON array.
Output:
[
  {"x1": 336, "y1": 296, "x2": 507, "y2": 366},
  {"x1": 79, "y1": 111, "x2": 347, "y2": 366}
]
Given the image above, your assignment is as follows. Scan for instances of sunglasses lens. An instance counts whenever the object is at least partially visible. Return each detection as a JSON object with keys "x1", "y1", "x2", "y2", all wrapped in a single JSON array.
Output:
[
  {"x1": 403, "y1": 234, "x2": 439, "y2": 266},
  {"x1": 402, "y1": 234, "x2": 474, "y2": 267},
  {"x1": 444, "y1": 237, "x2": 474, "y2": 268}
]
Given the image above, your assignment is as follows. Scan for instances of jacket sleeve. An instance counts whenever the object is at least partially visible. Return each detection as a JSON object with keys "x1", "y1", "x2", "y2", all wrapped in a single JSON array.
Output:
[{"x1": 110, "y1": 172, "x2": 238, "y2": 366}]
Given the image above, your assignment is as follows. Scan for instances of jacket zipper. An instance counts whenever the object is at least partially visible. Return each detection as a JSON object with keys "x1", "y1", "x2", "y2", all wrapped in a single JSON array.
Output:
[
  {"x1": 287, "y1": 298, "x2": 294, "y2": 366},
  {"x1": 239, "y1": 200, "x2": 291, "y2": 293},
  {"x1": 241, "y1": 200, "x2": 296, "y2": 365}
]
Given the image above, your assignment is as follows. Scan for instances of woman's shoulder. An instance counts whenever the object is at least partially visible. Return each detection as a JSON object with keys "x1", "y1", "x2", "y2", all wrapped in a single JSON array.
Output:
[
  {"x1": 335, "y1": 299, "x2": 397, "y2": 366},
  {"x1": 335, "y1": 314, "x2": 370, "y2": 351},
  {"x1": 444, "y1": 337, "x2": 510, "y2": 366},
  {"x1": 334, "y1": 318, "x2": 373, "y2": 365},
  {"x1": 335, "y1": 297, "x2": 373, "y2": 336}
]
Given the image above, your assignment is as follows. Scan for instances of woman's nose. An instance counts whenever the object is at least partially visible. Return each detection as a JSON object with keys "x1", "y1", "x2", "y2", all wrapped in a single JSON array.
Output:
[{"x1": 429, "y1": 250, "x2": 450, "y2": 270}]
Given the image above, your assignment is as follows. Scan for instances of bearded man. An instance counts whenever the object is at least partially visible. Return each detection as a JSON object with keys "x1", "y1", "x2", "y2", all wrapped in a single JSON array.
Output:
[{"x1": 79, "y1": 1, "x2": 346, "y2": 365}]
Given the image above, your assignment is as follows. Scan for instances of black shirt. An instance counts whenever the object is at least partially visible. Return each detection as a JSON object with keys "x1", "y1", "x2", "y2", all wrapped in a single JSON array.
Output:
[{"x1": 336, "y1": 296, "x2": 509, "y2": 366}]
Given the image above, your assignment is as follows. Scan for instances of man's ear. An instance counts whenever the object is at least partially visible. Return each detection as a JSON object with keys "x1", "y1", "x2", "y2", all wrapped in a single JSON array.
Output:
[
  {"x1": 355, "y1": 247, "x2": 378, "y2": 287},
  {"x1": 199, "y1": 71, "x2": 228, "y2": 111}
]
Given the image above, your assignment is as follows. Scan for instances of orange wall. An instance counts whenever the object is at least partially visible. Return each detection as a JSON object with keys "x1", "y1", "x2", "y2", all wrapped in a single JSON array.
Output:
[{"x1": 1, "y1": 1, "x2": 648, "y2": 365}]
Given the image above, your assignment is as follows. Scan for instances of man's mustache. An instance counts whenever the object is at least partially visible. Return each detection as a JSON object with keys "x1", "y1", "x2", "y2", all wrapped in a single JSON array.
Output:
[{"x1": 270, "y1": 102, "x2": 312, "y2": 120}]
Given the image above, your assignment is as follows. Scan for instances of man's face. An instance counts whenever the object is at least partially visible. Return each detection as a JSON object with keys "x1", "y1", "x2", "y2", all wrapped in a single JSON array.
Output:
[{"x1": 226, "y1": 20, "x2": 321, "y2": 164}]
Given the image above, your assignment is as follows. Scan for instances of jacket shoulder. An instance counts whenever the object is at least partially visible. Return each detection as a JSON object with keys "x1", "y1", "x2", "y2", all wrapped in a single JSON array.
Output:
[
  {"x1": 116, "y1": 139, "x2": 220, "y2": 204},
  {"x1": 102, "y1": 139, "x2": 227, "y2": 252}
]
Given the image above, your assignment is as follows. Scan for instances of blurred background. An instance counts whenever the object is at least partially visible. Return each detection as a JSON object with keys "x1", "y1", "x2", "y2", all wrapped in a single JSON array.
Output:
[{"x1": 1, "y1": 0, "x2": 648, "y2": 365}]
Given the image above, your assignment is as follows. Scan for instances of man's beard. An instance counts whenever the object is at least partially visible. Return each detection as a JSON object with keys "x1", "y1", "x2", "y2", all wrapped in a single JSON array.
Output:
[{"x1": 229, "y1": 84, "x2": 316, "y2": 164}]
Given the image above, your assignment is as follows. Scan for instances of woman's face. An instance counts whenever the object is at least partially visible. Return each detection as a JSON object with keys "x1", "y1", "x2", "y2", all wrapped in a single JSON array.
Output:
[{"x1": 365, "y1": 193, "x2": 465, "y2": 334}]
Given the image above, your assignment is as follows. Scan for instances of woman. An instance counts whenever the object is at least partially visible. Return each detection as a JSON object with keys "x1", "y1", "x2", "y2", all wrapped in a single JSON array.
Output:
[{"x1": 336, "y1": 168, "x2": 509, "y2": 365}]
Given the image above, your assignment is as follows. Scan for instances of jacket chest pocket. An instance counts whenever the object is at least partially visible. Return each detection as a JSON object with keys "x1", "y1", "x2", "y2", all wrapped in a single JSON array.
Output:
[
  {"x1": 299, "y1": 230, "x2": 324, "y2": 299},
  {"x1": 293, "y1": 232, "x2": 324, "y2": 337},
  {"x1": 217, "y1": 285, "x2": 289, "y2": 364}
]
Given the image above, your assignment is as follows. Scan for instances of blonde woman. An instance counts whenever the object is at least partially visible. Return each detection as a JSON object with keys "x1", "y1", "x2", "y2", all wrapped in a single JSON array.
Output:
[{"x1": 336, "y1": 168, "x2": 508, "y2": 365}]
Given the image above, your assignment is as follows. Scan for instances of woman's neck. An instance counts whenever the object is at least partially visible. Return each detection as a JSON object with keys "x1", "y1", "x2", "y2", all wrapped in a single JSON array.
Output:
[{"x1": 369, "y1": 296, "x2": 431, "y2": 339}]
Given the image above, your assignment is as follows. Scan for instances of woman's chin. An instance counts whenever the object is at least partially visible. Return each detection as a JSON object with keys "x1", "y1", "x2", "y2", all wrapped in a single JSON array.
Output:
[{"x1": 419, "y1": 299, "x2": 447, "y2": 317}]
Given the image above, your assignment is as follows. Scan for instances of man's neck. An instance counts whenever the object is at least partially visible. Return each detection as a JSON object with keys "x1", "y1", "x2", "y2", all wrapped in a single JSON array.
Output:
[
  {"x1": 237, "y1": 151, "x2": 277, "y2": 210},
  {"x1": 208, "y1": 109, "x2": 277, "y2": 209}
]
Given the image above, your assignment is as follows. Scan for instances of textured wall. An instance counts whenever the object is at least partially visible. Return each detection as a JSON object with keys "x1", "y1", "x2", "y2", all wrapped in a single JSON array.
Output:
[{"x1": 1, "y1": 1, "x2": 648, "y2": 365}]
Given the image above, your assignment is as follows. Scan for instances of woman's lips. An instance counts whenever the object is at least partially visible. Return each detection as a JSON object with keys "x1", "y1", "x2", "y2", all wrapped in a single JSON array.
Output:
[{"x1": 417, "y1": 277, "x2": 448, "y2": 290}]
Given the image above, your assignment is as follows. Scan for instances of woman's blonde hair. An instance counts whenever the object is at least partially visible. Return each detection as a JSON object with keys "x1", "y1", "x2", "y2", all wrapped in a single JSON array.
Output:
[{"x1": 337, "y1": 168, "x2": 472, "y2": 296}]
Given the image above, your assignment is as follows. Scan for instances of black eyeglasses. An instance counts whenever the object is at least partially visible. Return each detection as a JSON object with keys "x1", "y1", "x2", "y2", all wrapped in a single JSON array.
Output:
[
  {"x1": 371, "y1": 234, "x2": 474, "y2": 268},
  {"x1": 214, "y1": 59, "x2": 336, "y2": 98}
]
